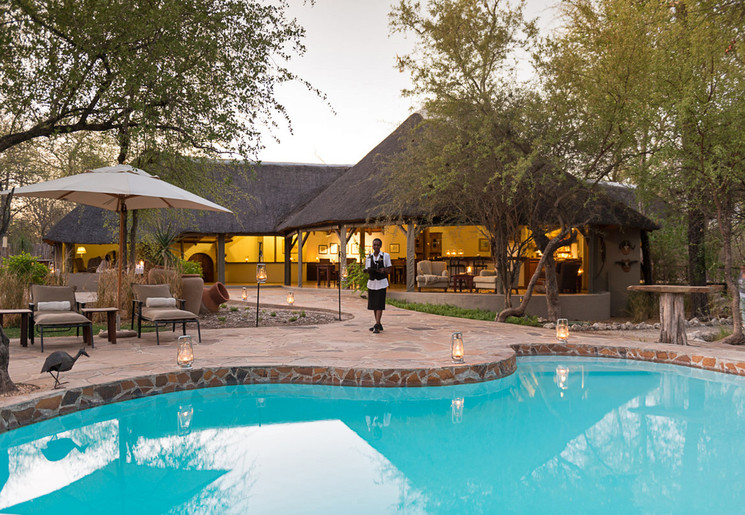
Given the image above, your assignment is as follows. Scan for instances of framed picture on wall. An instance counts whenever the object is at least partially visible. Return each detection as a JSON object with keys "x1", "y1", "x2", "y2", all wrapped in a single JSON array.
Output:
[
  {"x1": 318, "y1": 244, "x2": 328, "y2": 254},
  {"x1": 389, "y1": 243, "x2": 400, "y2": 253},
  {"x1": 479, "y1": 238, "x2": 489, "y2": 252}
]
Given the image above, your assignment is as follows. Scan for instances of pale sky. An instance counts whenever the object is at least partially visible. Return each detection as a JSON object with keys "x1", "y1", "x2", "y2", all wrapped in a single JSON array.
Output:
[{"x1": 258, "y1": 0, "x2": 560, "y2": 166}]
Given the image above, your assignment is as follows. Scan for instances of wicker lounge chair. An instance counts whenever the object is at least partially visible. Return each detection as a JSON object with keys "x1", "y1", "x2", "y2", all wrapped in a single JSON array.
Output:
[
  {"x1": 30, "y1": 285, "x2": 93, "y2": 353},
  {"x1": 131, "y1": 284, "x2": 201, "y2": 345}
]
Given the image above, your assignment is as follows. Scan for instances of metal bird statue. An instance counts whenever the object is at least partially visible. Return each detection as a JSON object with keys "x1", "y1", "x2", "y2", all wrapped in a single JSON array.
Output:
[{"x1": 41, "y1": 348, "x2": 89, "y2": 389}]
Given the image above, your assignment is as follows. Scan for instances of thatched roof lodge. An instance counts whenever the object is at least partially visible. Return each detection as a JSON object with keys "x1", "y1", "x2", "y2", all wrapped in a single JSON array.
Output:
[{"x1": 44, "y1": 115, "x2": 658, "y2": 318}]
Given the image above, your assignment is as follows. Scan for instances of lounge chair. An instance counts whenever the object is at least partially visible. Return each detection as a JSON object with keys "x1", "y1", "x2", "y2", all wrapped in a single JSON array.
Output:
[
  {"x1": 131, "y1": 284, "x2": 201, "y2": 345},
  {"x1": 30, "y1": 285, "x2": 93, "y2": 353}
]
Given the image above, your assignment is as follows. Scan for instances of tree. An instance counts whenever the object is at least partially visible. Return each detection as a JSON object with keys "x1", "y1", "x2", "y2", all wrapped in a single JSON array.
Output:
[
  {"x1": 386, "y1": 0, "x2": 544, "y2": 310},
  {"x1": 0, "y1": 0, "x2": 317, "y2": 159},
  {"x1": 544, "y1": 0, "x2": 745, "y2": 341}
]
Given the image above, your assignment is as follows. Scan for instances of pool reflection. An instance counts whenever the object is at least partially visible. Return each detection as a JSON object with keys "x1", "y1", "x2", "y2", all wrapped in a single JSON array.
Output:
[{"x1": 1, "y1": 358, "x2": 745, "y2": 513}]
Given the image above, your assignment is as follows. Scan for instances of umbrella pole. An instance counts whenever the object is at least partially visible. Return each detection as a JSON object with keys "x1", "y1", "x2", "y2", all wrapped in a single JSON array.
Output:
[{"x1": 118, "y1": 209, "x2": 125, "y2": 313}]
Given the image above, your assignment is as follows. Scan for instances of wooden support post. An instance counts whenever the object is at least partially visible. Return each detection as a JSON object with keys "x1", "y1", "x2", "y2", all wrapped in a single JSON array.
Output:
[
  {"x1": 297, "y1": 230, "x2": 303, "y2": 288},
  {"x1": 217, "y1": 234, "x2": 226, "y2": 284},
  {"x1": 659, "y1": 292, "x2": 688, "y2": 345}
]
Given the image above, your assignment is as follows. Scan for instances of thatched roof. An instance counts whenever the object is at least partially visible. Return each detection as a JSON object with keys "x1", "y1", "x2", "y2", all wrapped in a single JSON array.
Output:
[
  {"x1": 276, "y1": 113, "x2": 425, "y2": 232},
  {"x1": 44, "y1": 162, "x2": 347, "y2": 244},
  {"x1": 277, "y1": 113, "x2": 657, "y2": 233},
  {"x1": 44, "y1": 118, "x2": 657, "y2": 245}
]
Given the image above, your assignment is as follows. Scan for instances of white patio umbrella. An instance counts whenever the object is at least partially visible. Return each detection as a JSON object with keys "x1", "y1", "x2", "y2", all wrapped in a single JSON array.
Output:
[{"x1": 1, "y1": 164, "x2": 231, "y2": 309}]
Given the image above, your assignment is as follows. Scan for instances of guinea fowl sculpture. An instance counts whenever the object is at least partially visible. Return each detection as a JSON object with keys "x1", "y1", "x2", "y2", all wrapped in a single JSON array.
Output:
[{"x1": 41, "y1": 349, "x2": 89, "y2": 389}]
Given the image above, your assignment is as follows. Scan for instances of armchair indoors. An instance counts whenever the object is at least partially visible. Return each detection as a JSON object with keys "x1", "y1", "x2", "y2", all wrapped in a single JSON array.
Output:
[
  {"x1": 473, "y1": 270, "x2": 498, "y2": 292},
  {"x1": 415, "y1": 260, "x2": 449, "y2": 291},
  {"x1": 131, "y1": 284, "x2": 201, "y2": 345},
  {"x1": 30, "y1": 285, "x2": 93, "y2": 353}
]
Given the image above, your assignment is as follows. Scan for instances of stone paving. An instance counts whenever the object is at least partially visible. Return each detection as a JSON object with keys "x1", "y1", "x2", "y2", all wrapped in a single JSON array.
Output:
[{"x1": 2, "y1": 285, "x2": 745, "y2": 432}]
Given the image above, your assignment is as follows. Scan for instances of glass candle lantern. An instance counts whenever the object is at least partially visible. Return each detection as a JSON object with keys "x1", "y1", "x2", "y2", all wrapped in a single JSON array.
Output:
[
  {"x1": 451, "y1": 332, "x2": 465, "y2": 363},
  {"x1": 256, "y1": 263, "x2": 267, "y2": 283},
  {"x1": 286, "y1": 291, "x2": 295, "y2": 305},
  {"x1": 556, "y1": 318, "x2": 569, "y2": 342},
  {"x1": 177, "y1": 335, "x2": 194, "y2": 368},
  {"x1": 241, "y1": 287, "x2": 247, "y2": 300}
]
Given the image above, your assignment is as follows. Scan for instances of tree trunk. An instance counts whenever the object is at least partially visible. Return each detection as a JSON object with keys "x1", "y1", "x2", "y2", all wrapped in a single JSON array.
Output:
[
  {"x1": 717, "y1": 202, "x2": 745, "y2": 345},
  {"x1": 533, "y1": 230, "x2": 561, "y2": 320},
  {"x1": 498, "y1": 232, "x2": 567, "y2": 322},
  {"x1": 688, "y1": 206, "x2": 708, "y2": 318},
  {"x1": 544, "y1": 253, "x2": 560, "y2": 321},
  {"x1": 0, "y1": 327, "x2": 17, "y2": 394},
  {"x1": 640, "y1": 230, "x2": 653, "y2": 284}
]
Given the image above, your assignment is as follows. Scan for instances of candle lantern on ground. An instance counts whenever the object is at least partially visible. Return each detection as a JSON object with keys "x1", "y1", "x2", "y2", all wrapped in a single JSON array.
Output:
[
  {"x1": 177, "y1": 335, "x2": 194, "y2": 368},
  {"x1": 255, "y1": 260, "x2": 267, "y2": 327},
  {"x1": 451, "y1": 332, "x2": 465, "y2": 363},
  {"x1": 286, "y1": 291, "x2": 295, "y2": 305},
  {"x1": 556, "y1": 318, "x2": 569, "y2": 342},
  {"x1": 241, "y1": 287, "x2": 247, "y2": 301}
]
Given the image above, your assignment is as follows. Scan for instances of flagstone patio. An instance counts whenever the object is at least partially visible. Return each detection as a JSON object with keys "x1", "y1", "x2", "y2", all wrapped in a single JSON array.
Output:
[{"x1": 2, "y1": 285, "x2": 745, "y2": 432}]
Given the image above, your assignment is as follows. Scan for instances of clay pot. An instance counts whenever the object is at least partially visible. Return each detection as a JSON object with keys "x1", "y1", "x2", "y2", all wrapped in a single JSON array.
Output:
[
  {"x1": 181, "y1": 274, "x2": 204, "y2": 315},
  {"x1": 202, "y1": 282, "x2": 229, "y2": 313}
]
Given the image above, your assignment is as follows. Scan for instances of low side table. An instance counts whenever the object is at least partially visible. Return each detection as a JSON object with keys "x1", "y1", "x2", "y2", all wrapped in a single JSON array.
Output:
[
  {"x1": 0, "y1": 309, "x2": 32, "y2": 347},
  {"x1": 452, "y1": 274, "x2": 475, "y2": 293},
  {"x1": 81, "y1": 307, "x2": 119, "y2": 344}
]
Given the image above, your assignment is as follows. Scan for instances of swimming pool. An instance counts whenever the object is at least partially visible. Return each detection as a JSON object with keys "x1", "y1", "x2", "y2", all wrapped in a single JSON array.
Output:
[{"x1": 1, "y1": 356, "x2": 745, "y2": 513}]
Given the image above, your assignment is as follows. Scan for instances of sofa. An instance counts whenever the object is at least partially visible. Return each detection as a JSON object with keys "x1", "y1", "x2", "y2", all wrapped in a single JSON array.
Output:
[
  {"x1": 473, "y1": 269, "x2": 498, "y2": 292},
  {"x1": 416, "y1": 260, "x2": 450, "y2": 291}
]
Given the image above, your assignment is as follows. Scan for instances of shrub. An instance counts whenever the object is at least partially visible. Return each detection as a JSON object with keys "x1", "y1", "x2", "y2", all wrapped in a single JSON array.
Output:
[
  {"x1": 625, "y1": 291, "x2": 658, "y2": 323},
  {"x1": 289, "y1": 316, "x2": 298, "y2": 322},
  {"x1": 344, "y1": 249, "x2": 369, "y2": 293},
  {"x1": 178, "y1": 258, "x2": 203, "y2": 277},
  {"x1": 505, "y1": 315, "x2": 542, "y2": 327},
  {"x1": 0, "y1": 253, "x2": 50, "y2": 316},
  {"x1": 3, "y1": 252, "x2": 49, "y2": 285},
  {"x1": 230, "y1": 306, "x2": 238, "y2": 312}
]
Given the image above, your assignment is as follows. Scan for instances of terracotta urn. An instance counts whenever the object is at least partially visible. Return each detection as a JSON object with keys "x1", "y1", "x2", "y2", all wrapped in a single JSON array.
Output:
[{"x1": 202, "y1": 282, "x2": 229, "y2": 313}]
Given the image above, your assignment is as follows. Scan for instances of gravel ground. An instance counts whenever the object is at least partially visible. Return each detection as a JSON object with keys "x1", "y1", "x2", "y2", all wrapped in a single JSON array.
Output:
[{"x1": 199, "y1": 304, "x2": 350, "y2": 329}]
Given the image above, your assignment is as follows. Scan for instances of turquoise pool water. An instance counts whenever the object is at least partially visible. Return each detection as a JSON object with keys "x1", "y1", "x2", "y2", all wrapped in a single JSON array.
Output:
[{"x1": 1, "y1": 357, "x2": 745, "y2": 513}]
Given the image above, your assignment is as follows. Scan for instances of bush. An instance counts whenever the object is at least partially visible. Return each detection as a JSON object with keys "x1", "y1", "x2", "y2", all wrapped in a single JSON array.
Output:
[
  {"x1": 178, "y1": 258, "x2": 203, "y2": 277},
  {"x1": 625, "y1": 291, "x2": 658, "y2": 323},
  {"x1": 0, "y1": 253, "x2": 50, "y2": 317},
  {"x1": 3, "y1": 252, "x2": 49, "y2": 285},
  {"x1": 505, "y1": 315, "x2": 542, "y2": 327},
  {"x1": 344, "y1": 249, "x2": 369, "y2": 293}
]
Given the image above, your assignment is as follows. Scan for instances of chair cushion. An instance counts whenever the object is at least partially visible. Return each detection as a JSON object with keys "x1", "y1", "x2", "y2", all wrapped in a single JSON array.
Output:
[
  {"x1": 132, "y1": 283, "x2": 172, "y2": 302},
  {"x1": 34, "y1": 311, "x2": 90, "y2": 326},
  {"x1": 146, "y1": 297, "x2": 177, "y2": 308},
  {"x1": 479, "y1": 270, "x2": 496, "y2": 277},
  {"x1": 37, "y1": 301, "x2": 72, "y2": 311},
  {"x1": 32, "y1": 285, "x2": 76, "y2": 306},
  {"x1": 142, "y1": 307, "x2": 197, "y2": 321}
]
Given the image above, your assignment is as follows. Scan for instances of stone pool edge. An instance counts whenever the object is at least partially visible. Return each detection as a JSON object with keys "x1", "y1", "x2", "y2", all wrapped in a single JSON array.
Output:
[
  {"x1": 2, "y1": 341, "x2": 743, "y2": 434},
  {"x1": 0, "y1": 357, "x2": 517, "y2": 433}
]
